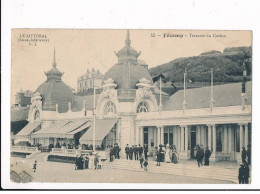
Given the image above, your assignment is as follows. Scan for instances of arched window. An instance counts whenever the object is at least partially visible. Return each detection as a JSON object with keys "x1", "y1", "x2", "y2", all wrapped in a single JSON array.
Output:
[
  {"x1": 34, "y1": 110, "x2": 40, "y2": 121},
  {"x1": 104, "y1": 101, "x2": 116, "y2": 116},
  {"x1": 137, "y1": 101, "x2": 150, "y2": 113}
]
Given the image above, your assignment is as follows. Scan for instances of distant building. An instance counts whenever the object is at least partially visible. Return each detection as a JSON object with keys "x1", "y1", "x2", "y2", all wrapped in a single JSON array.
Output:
[
  {"x1": 14, "y1": 90, "x2": 33, "y2": 107},
  {"x1": 77, "y1": 69, "x2": 104, "y2": 92}
]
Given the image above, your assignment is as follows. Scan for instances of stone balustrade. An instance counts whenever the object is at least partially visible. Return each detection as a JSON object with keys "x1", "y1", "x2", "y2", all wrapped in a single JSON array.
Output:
[{"x1": 12, "y1": 146, "x2": 39, "y2": 153}]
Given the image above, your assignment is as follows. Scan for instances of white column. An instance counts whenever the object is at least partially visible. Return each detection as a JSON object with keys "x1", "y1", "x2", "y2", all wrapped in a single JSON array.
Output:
[
  {"x1": 135, "y1": 126, "x2": 140, "y2": 145},
  {"x1": 224, "y1": 125, "x2": 228, "y2": 153},
  {"x1": 212, "y1": 124, "x2": 216, "y2": 154},
  {"x1": 157, "y1": 126, "x2": 160, "y2": 147},
  {"x1": 174, "y1": 126, "x2": 178, "y2": 147},
  {"x1": 178, "y1": 127, "x2": 181, "y2": 153},
  {"x1": 197, "y1": 126, "x2": 201, "y2": 146},
  {"x1": 153, "y1": 127, "x2": 157, "y2": 147},
  {"x1": 239, "y1": 124, "x2": 244, "y2": 153},
  {"x1": 245, "y1": 124, "x2": 248, "y2": 148},
  {"x1": 140, "y1": 127, "x2": 144, "y2": 147},
  {"x1": 185, "y1": 126, "x2": 188, "y2": 153},
  {"x1": 208, "y1": 125, "x2": 212, "y2": 151},
  {"x1": 160, "y1": 126, "x2": 164, "y2": 146},
  {"x1": 181, "y1": 126, "x2": 184, "y2": 152},
  {"x1": 201, "y1": 126, "x2": 204, "y2": 147},
  {"x1": 228, "y1": 125, "x2": 232, "y2": 153}
]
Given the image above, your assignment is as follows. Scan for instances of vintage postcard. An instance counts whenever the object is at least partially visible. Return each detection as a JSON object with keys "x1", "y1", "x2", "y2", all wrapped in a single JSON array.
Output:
[{"x1": 10, "y1": 29, "x2": 252, "y2": 184}]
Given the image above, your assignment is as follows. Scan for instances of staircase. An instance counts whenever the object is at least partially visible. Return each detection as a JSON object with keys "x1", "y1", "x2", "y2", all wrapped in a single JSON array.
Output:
[{"x1": 105, "y1": 159, "x2": 238, "y2": 183}]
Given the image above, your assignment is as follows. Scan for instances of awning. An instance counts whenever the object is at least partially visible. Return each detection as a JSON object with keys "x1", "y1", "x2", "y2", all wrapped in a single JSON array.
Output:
[
  {"x1": 65, "y1": 122, "x2": 91, "y2": 138},
  {"x1": 79, "y1": 119, "x2": 118, "y2": 145},
  {"x1": 32, "y1": 120, "x2": 71, "y2": 137},
  {"x1": 16, "y1": 122, "x2": 41, "y2": 137},
  {"x1": 31, "y1": 119, "x2": 90, "y2": 138}
]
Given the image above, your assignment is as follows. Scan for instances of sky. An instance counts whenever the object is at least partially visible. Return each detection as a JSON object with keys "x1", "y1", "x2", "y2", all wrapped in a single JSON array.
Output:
[{"x1": 11, "y1": 29, "x2": 251, "y2": 103}]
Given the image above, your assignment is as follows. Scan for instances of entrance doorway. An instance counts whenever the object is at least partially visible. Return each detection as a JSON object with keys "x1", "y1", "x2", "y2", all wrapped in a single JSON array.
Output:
[
  {"x1": 190, "y1": 127, "x2": 196, "y2": 159},
  {"x1": 144, "y1": 127, "x2": 148, "y2": 146}
]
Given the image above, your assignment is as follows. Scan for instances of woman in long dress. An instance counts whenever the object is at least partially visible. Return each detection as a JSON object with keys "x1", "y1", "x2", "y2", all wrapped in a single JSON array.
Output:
[
  {"x1": 172, "y1": 147, "x2": 178, "y2": 164},
  {"x1": 165, "y1": 144, "x2": 171, "y2": 163}
]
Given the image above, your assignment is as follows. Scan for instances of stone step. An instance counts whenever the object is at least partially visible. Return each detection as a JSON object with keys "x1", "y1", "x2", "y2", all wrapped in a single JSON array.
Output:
[
  {"x1": 108, "y1": 160, "x2": 237, "y2": 173},
  {"x1": 105, "y1": 160, "x2": 238, "y2": 183}
]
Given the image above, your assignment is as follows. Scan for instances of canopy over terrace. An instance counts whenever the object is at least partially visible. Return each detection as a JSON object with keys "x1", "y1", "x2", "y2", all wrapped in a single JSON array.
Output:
[
  {"x1": 15, "y1": 122, "x2": 41, "y2": 144},
  {"x1": 79, "y1": 119, "x2": 118, "y2": 146},
  {"x1": 31, "y1": 119, "x2": 91, "y2": 147}
]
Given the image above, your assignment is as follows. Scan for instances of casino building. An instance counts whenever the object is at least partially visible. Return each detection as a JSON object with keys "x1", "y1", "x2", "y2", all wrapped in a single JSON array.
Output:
[{"x1": 14, "y1": 30, "x2": 252, "y2": 162}]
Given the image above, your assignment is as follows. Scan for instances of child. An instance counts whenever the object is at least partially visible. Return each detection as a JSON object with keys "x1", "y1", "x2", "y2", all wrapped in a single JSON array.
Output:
[
  {"x1": 139, "y1": 155, "x2": 144, "y2": 168},
  {"x1": 143, "y1": 159, "x2": 148, "y2": 171},
  {"x1": 33, "y1": 160, "x2": 37, "y2": 172}
]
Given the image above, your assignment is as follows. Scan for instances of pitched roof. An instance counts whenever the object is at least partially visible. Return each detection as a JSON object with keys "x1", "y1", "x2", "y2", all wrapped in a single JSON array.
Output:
[
  {"x1": 11, "y1": 107, "x2": 29, "y2": 122},
  {"x1": 163, "y1": 82, "x2": 252, "y2": 111},
  {"x1": 72, "y1": 94, "x2": 100, "y2": 112}
]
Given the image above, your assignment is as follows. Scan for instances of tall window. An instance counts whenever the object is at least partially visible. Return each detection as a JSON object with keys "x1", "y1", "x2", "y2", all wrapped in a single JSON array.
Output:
[
  {"x1": 104, "y1": 101, "x2": 116, "y2": 116},
  {"x1": 137, "y1": 101, "x2": 150, "y2": 113},
  {"x1": 216, "y1": 127, "x2": 223, "y2": 152},
  {"x1": 34, "y1": 110, "x2": 40, "y2": 121}
]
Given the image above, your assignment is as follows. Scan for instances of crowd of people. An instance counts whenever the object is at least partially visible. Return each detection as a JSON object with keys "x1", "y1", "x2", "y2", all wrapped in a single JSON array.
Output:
[
  {"x1": 194, "y1": 145, "x2": 212, "y2": 167},
  {"x1": 109, "y1": 143, "x2": 121, "y2": 162},
  {"x1": 124, "y1": 144, "x2": 148, "y2": 160},
  {"x1": 75, "y1": 152, "x2": 102, "y2": 170}
]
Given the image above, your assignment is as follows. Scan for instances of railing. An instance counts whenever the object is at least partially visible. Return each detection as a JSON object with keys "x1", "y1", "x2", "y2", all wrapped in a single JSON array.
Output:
[
  {"x1": 51, "y1": 148, "x2": 104, "y2": 157},
  {"x1": 11, "y1": 146, "x2": 39, "y2": 153},
  {"x1": 51, "y1": 148, "x2": 93, "y2": 155}
]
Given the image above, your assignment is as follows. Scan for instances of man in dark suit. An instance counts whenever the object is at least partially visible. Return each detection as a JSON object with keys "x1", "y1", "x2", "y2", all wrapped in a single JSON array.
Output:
[
  {"x1": 238, "y1": 163, "x2": 245, "y2": 184},
  {"x1": 247, "y1": 145, "x2": 251, "y2": 165},
  {"x1": 134, "y1": 145, "x2": 139, "y2": 160},
  {"x1": 144, "y1": 144, "x2": 148, "y2": 160},
  {"x1": 242, "y1": 147, "x2": 247, "y2": 163},
  {"x1": 129, "y1": 145, "x2": 134, "y2": 160},
  {"x1": 138, "y1": 144, "x2": 143, "y2": 158},
  {"x1": 125, "y1": 144, "x2": 130, "y2": 160},
  {"x1": 243, "y1": 162, "x2": 250, "y2": 184},
  {"x1": 204, "y1": 146, "x2": 211, "y2": 166}
]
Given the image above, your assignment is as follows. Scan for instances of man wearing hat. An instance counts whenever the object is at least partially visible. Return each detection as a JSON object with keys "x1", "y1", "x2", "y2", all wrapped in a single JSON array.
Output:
[
  {"x1": 238, "y1": 163, "x2": 245, "y2": 184},
  {"x1": 134, "y1": 145, "x2": 139, "y2": 160},
  {"x1": 242, "y1": 147, "x2": 247, "y2": 164},
  {"x1": 204, "y1": 146, "x2": 211, "y2": 166},
  {"x1": 144, "y1": 143, "x2": 148, "y2": 160},
  {"x1": 125, "y1": 144, "x2": 130, "y2": 160}
]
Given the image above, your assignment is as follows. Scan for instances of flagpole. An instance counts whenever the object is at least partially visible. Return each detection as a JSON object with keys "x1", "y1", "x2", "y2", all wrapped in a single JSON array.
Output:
[
  {"x1": 93, "y1": 76, "x2": 96, "y2": 152},
  {"x1": 159, "y1": 76, "x2": 162, "y2": 109},
  {"x1": 211, "y1": 68, "x2": 213, "y2": 101},
  {"x1": 210, "y1": 68, "x2": 215, "y2": 111},
  {"x1": 183, "y1": 68, "x2": 187, "y2": 110}
]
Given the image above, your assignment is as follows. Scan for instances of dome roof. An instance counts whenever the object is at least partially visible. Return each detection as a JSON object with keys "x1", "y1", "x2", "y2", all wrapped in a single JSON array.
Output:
[
  {"x1": 103, "y1": 30, "x2": 153, "y2": 90},
  {"x1": 103, "y1": 61, "x2": 153, "y2": 89},
  {"x1": 35, "y1": 48, "x2": 73, "y2": 112}
]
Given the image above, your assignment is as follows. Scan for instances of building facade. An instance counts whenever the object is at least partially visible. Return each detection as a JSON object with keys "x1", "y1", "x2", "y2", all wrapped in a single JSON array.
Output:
[
  {"x1": 77, "y1": 69, "x2": 104, "y2": 92},
  {"x1": 14, "y1": 30, "x2": 252, "y2": 163}
]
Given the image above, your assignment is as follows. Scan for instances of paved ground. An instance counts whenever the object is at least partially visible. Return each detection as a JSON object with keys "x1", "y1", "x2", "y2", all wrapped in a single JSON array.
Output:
[{"x1": 11, "y1": 157, "x2": 234, "y2": 184}]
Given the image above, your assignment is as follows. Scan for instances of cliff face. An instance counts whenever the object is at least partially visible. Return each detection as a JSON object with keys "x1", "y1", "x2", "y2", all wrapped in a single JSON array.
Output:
[{"x1": 149, "y1": 46, "x2": 252, "y2": 83}]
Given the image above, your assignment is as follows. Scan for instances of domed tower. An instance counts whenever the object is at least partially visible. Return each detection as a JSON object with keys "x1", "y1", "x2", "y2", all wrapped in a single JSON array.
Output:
[
  {"x1": 99, "y1": 30, "x2": 158, "y2": 148},
  {"x1": 35, "y1": 48, "x2": 73, "y2": 113},
  {"x1": 103, "y1": 30, "x2": 153, "y2": 102}
]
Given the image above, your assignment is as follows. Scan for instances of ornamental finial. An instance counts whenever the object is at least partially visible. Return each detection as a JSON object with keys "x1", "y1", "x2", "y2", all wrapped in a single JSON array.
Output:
[{"x1": 125, "y1": 30, "x2": 131, "y2": 47}]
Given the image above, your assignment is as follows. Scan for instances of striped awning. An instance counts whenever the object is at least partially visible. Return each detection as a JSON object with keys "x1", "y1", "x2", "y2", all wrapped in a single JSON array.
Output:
[
  {"x1": 79, "y1": 119, "x2": 117, "y2": 145},
  {"x1": 31, "y1": 119, "x2": 90, "y2": 138},
  {"x1": 16, "y1": 122, "x2": 41, "y2": 137}
]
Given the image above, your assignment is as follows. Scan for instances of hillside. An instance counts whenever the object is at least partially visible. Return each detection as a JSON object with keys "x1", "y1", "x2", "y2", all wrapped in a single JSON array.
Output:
[{"x1": 149, "y1": 46, "x2": 252, "y2": 83}]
